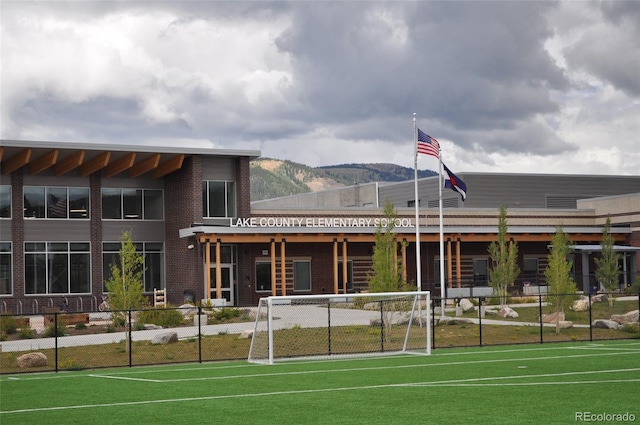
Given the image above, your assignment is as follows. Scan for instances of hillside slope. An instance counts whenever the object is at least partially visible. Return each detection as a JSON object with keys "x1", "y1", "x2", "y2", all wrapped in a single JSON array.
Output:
[{"x1": 250, "y1": 158, "x2": 436, "y2": 201}]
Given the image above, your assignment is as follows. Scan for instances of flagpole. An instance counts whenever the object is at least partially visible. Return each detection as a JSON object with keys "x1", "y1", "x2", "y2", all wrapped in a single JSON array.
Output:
[
  {"x1": 438, "y1": 152, "x2": 445, "y2": 318},
  {"x1": 413, "y1": 113, "x2": 421, "y2": 292}
]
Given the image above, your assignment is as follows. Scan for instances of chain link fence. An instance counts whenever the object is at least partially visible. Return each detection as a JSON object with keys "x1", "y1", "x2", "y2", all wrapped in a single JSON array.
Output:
[{"x1": 1, "y1": 292, "x2": 638, "y2": 374}]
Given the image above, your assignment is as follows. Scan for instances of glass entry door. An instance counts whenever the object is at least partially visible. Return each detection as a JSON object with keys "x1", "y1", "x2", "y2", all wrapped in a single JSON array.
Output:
[{"x1": 209, "y1": 265, "x2": 234, "y2": 305}]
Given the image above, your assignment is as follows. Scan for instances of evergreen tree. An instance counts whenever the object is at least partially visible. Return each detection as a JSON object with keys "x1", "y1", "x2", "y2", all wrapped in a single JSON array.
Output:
[
  {"x1": 488, "y1": 205, "x2": 520, "y2": 307},
  {"x1": 544, "y1": 227, "x2": 578, "y2": 335},
  {"x1": 594, "y1": 217, "x2": 619, "y2": 305}
]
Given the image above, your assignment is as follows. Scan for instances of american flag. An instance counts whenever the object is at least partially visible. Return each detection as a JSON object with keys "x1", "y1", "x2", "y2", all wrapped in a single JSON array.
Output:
[{"x1": 417, "y1": 128, "x2": 440, "y2": 159}]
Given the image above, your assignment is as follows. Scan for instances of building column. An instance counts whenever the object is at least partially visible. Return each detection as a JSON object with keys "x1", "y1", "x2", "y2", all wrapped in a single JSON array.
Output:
[
  {"x1": 205, "y1": 240, "x2": 211, "y2": 299},
  {"x1": 215, "y1": 239, "x2": 222, "y2": 300},
  {"x1": 271, "y1": 239, "x2": 277, "y2": 297},
  {"x1": 280, "y1": 239, "x2": 286, "y2": 296},
  {"x1": 333, "y1": 239, "x2": 339, "y2": 294},
  {"x1": 456, "y1": 238, "x2": 462, "y2": 288},
  {"x1": 342, "y1": 239, "x2": 348, "y2": 294}
]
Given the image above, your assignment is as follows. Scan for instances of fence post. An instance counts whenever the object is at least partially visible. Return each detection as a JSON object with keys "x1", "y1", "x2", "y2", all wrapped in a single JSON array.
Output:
[
  {"x1": 128, "y1": 309, "x2": 133, "y2": 367},
  {"x1": 478, "y1": 297, "x2": 484, "y2": 347},
  {"x1": 431, "y1": 300, "x2": 436, "y2": 349},
  {"x1": 54, "y1": 312, "x2": 59, "y2": 373},
  {"x1": 538, "y1": 293, "x2": 543, "y2": 344},
  {"x1": 588, "y1": 293, "x2": 593, "y2": 341},
  {"x1": 198, "y1": 305, "x2": 202, "y2": 363}
]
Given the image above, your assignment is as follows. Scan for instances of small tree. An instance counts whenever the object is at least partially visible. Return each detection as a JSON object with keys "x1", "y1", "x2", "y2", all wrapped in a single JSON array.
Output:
[
  {"x1": 367, "y1": 200, "x2": 408, "y2": 340},
  {"x1": 488, "y1": 205, "x2": 520, "y2": 307},
  {"x1": 594, "y1": 217, "x2": 619, "y2": 305},
  {"x1": 104, "y1": 230, "x2": 145, "y2": 351},
  {"x1": 544, "y1": 227, "x2": 578, "y2": 335},
  {"x1": 368, "y1": 200, "x2": 407, "y2": 293}
]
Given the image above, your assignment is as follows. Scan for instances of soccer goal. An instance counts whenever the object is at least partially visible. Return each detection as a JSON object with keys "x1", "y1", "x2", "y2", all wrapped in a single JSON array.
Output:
[{"x1": 248, "y1": 291, "x2": 431, "y2": 364}]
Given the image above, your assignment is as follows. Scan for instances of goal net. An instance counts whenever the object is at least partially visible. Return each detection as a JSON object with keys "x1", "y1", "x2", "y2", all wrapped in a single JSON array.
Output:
[{"x1": 248, "y1": 291, "x2": 431, "y2": 364}]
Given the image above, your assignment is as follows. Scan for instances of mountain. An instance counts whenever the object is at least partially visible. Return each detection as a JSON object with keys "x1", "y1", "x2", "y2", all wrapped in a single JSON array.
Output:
[{"x1": 250, "y1": 158, "x2": 437, "y2": 201}]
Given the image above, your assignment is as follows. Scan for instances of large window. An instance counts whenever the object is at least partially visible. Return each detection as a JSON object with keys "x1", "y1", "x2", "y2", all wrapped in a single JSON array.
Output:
[
  {"x1": 102, "y1": 242, "x2": 164, "y2": 292},
  {"x1": 523, "y1": 258, "x2": 539, "y2": 284},
  {"x1": 24, "y1": 242, "x2": 91, "y2": 294},
  {"x1": 101, "y1": 188, "x2": 163, "y2": 220},
  {"x1": 0, "y1": 242, "x2": 11, "y2": 295},
  {"x1": 256, "y1": 262, "x2": 272, "y2": 292},
  {"x1": 0, "y1": 186, "x2": 10, "y2": 218},
  {"x1": 293, "y1": 260, "x2": 311, "y2": 291},
  {"x1": 23, "y1": 186, "x2": 89, "y2": 219},
  {"x1": 202, "y1": 181, "x2": 236, "y2": 218}
]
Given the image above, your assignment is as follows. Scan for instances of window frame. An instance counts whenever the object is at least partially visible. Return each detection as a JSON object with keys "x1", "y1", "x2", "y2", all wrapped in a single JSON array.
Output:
[{"x1": 24, "y1": 242, "x2": 91, "y2": 295}]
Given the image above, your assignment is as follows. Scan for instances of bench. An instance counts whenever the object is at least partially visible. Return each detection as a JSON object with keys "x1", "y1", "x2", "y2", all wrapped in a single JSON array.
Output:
[{"x1": 43, "y1": 308, "x2": 89, "y2": 326}]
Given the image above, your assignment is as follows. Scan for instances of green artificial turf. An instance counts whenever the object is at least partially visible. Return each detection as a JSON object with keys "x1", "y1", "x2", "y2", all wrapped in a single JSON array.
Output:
[{"x1": 1, "y1": 340, "x2": 639, "y2": 425}]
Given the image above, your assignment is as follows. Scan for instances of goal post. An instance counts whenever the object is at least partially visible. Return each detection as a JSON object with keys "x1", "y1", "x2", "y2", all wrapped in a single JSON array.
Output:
[{"x1": 248, "y1": 291, "x2": 431, "y2": 364}]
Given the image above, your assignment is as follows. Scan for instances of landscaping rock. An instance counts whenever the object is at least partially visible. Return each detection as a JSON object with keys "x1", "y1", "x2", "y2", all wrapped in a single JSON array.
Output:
[
  {"x1": 239, "y1": 330, "x2": 254, "y2": 339},
  {"x1": 484, "y1": 308, "x2": 499, "y2": 316},
  {"x1": 591, "y1": 293, "x2": 608, "y2": 303},
  {"x1": 572, "y1": 298, "x2": 589, "y2": 312},
  {"x1": 439, "y1": 317, "x2": 473, "y2": 325},
  {"x1": 498, "y1": 307, "x2": 519, "y2": 319},
  {"x1": 592, "y1": 319, "x2": 622, "y2": 330},
  {"x1": 143, "y1": 324, "x2": 163, "y2": 330},
  {"x1": 17, "y1": 352, "x2": 48, "y2": 368},
  {"x1": 460, "y1": 298, "x2": 475, "y2": 312},
  {"x1": 558, "y1": 321, "x2": 573, "y2": 329},
  {"x1": 541, "y1": 312, "x2": 565, "y2": 323},
  {"x1": 610, "y1": 310, "x2": 639, "y2": 325},
  {"x1": 151, "y1": 332, "x2": 178, "y2": 345}
]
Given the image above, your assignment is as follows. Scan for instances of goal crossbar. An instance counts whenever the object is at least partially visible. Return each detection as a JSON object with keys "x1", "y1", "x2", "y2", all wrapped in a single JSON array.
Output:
[{"x1": 248, "y1": 291, "x2": 431, "y2": 364}]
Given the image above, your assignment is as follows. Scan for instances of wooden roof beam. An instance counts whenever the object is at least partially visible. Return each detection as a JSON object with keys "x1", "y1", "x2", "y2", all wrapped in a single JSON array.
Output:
[
  {"x1": 0, "y1": 147, "x2": 4, "y2": 162},
  {"x1": 55, "y1": 150, "x2": 85, "y2": 176},
  {"x1": 129, "y1": 153, "x2": 160, "y2": 178},
  {"x1": 80, "y1": 152, "x2": 111, "y2": 177},
  {"x1": 153, "y1": 154, "x2": 185, "y2": 178},
  {"x1": 2, "y1": 148, "x2": 32, "y2": 174},
  {"x1": 29, "y1": 149, "x2": 59, "y2": 175},
  {"x1": 104, "y1": 152, "x2": 136, "y2": 178}
]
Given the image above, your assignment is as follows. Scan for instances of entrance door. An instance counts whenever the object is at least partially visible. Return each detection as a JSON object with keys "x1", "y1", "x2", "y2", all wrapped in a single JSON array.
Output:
[{"x1": 209, "y1": 265, "x2": 234, "y2": 305}]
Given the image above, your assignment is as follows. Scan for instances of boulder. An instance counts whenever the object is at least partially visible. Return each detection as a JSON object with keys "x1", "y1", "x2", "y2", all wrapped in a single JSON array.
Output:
[
  {"x1": 558, "y1": 321, "x2": 573, "y2": 329},
  {"x1": 592, "y1": 319, "x2": 622, "y2": 330},
  {"x1": 439, "y1": 317, "x2": 473, "y2": 325},
  {"x1": 17, "y1": 352, "x2": 48, "y2": 368},
  {"x1": 498, "y1": 307, "x2": 519, "y2": 319},
  {"x1": 572, "y1": 298, "x2": 589, "y2": 312},
  {"x1": 239, "y1": 330, "x2": 254, "y2": 339},
  {"x1": 151, "y1": 332, "x2": 178, "y2": 345},
  {"x1": 610, "y1": 310, "x2": 639, "y2": 325},
  {"x1": 459, "y1": 298, "x2": 475, "y2": 312},
  {"x1": 591, "y1": 293, "x2": 608, "y2": 303},
  {"x1": 484, "y1": 308, "x2": 499, "y2": 316},
  {"x1": 541, "y1": 312, "x2": 565, "y2": 323}
]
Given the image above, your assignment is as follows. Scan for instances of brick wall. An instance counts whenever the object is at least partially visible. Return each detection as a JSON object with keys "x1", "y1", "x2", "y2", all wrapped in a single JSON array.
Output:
[{"x1": 164, "y1": 156, "x2": 203, "y2": 305}]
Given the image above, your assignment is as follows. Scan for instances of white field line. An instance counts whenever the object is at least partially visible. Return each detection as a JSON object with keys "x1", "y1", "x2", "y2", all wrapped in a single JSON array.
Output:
[
  {"x1": 3, "y1": 368, "x2": 640, "y2": 416},
  {"x1": 2, "y1": 341, "x2": 639, "y2": 383},
  {"x1": 88, "y1": 374, "x2": 162, "y2": 383},
  {"x1": 91, "y1": 349, "x2": 640, "y2": 383}
]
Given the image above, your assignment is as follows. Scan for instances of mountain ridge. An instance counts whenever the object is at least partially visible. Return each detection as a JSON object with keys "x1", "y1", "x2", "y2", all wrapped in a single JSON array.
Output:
[{"x1": 250, "y1": 158, "x2": 437, "y2": 201}]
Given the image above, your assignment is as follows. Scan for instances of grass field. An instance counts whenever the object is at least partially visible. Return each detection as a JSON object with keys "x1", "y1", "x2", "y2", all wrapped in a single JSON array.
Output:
[{"x1": 1, "y1": 340, "x2": 639, "y2": 425}]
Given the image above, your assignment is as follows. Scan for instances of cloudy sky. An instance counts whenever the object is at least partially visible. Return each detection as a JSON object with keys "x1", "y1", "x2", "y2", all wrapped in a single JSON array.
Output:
[{"x1": 1, "y1": 1, "x2": 639, "y2": 175}]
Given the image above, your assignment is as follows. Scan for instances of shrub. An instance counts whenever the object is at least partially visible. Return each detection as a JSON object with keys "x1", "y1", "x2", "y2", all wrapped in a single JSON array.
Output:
[
  {"x1": 0, "y1": 314, "x2": 18, "y2": 335},
  {"x1": 18, "y1": 327, "x2": 35, "y2": 339},
  {"x1": 74, "y1": 322, "x2": 87, "y2": 330},
  {"x1": 137, "y1": 307, "x2": 185, "y2": 328},
  {"x1": 43, "y1": 320, "x2": 67, "y2": 337},
  {"x1": 212, "y1": 307, "x2": 241, "y2": 322}
]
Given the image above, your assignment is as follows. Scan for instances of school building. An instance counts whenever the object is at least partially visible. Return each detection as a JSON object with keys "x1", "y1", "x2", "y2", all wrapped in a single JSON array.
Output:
[{"x1": 1, "y1": 139, "x2": 639, "y2": 313}]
